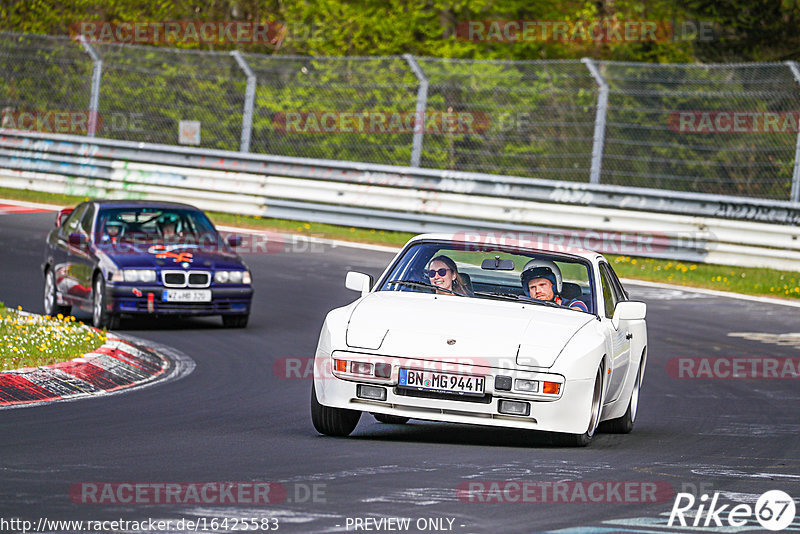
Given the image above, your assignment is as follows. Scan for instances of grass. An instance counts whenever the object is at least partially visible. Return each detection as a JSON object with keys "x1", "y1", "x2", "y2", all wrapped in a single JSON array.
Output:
[
  {"x1": 0, "y1": 186, "x2": 798, "y2": 300},
  {"x1": 0, "y1": 302, "x2": 108, "y2": 371}
]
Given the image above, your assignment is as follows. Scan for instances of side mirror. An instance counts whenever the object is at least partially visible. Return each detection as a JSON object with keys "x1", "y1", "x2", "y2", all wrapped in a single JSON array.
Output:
[
  {"x1": 68, "y1": 232, "x2": 86, "y2": 247},
  {"x1": 612, "y1": 301, "x2": 646, "y2": 329},
  {"x1": 227, "y1": 235, "x2": 242, "y2": 248},
  {"x1": 345, "y1": 271, "x2": 372, "y2": 297},
  {"x1": 56, "y1": 208, "x2": 73, "y2": 227}
]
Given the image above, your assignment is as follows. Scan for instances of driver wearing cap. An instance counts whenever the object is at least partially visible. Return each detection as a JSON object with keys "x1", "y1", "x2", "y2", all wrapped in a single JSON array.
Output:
[{"x1": 520, "y1": 259, "x2": 589, "y2": 312}]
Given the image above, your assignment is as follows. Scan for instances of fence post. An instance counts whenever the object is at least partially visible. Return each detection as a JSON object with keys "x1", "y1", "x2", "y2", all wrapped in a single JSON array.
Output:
[
  {"x1": 786, "y1": 61, "x2": 800, "y2": 203},
  {"x1": 230, "y1": 51, "x2": 256, "y2": 153},
  {"x1": 78, "y1": 36, "x2": 102, "y2": 137},
  {"x1": 581, "y1": 58, "x2": 609, "y2": 185},
  {"x1": 403, "y1": 54, "x2": 428, "y2": 168}
]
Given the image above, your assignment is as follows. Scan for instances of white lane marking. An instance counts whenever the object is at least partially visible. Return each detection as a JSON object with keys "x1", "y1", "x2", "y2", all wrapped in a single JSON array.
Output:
[
  {"x1": 0, "y1": 198, "x2": 64, "y2": 211},
  {"x1": 701, "y1": 422, "x2": 800, "y2": 437},
  {"x1": 728, "y1": 332, "x2": 800, "y2": 349},
  {"x1": 361, "y1": 487, "x2": 458, "y2": 506},
  {"x1": 280, "y1": 464, "x2": 437, "y2": 483},
  {"x1": 691, "y1": 468, "x2": 800, "y2": 481},
  {"x1": 622, "y1": 278, "x2": 800, "y2": 308}
]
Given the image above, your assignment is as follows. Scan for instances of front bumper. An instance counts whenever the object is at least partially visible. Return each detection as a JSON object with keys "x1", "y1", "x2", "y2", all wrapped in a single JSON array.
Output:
[
  {"x1": 313, "y1": 353, "x2": 596, "y2": 435},
  {"x1": 107, "y1": 283, "x2": 253, "y2": 316}
]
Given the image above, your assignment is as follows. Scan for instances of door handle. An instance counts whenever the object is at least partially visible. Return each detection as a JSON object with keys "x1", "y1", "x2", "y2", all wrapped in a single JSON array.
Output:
[{"x1": 625, "y1": 331, "x2": 633, "y2": 340}]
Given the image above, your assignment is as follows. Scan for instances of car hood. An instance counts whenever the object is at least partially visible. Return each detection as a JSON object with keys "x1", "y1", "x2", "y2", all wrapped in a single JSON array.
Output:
[
  {"x1": 345, "y1": 292, "x2": 594, "y2": 370},
  {"x1": 97, "y1": 243, "x2": 244, "y2": 270}
]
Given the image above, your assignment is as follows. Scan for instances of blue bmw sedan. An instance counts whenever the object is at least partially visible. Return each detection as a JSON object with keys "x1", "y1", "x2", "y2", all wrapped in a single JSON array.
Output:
[{"x1": 43, "y1": 200, "x2": 253, "y2": 329}]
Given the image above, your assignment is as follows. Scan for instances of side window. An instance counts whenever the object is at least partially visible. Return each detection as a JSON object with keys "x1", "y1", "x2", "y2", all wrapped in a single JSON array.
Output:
[
  {"x1": 61, "y1": 204, "x2": 87, "y2": 237},
  {"x1": 79, "y1": 204, "x2": 95, "y2": 235},
  {"x1": 606, "y1": 263, "x2": 629, "y2": 301},
  {"x1": 599, "y1": 264, "x2": 618, "y2": 319}
]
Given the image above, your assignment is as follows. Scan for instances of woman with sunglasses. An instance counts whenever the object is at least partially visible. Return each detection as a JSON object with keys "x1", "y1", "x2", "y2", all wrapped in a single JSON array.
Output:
[{"x1": 427, "y1": 255, "x2": 471, "y2": 296}]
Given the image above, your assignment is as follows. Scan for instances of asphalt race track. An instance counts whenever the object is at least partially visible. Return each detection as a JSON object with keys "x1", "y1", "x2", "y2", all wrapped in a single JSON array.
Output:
[{"x1": 1, "y1": 211, "x2": 799, "y2": 534}]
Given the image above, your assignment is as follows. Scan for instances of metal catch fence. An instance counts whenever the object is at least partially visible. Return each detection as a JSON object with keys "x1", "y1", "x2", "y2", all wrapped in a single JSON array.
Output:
[{"x1": 1, "y1": 31, "x2": 800, "y2": 202}]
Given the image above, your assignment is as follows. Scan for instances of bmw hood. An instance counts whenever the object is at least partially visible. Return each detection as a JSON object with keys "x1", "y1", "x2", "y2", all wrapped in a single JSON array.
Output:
[
  {"x1": 97, "y1": 243, "x2": 244, "y2": 270},
  {"x1": 345, "y1": 292, "x2": 594, "y2": 370}
]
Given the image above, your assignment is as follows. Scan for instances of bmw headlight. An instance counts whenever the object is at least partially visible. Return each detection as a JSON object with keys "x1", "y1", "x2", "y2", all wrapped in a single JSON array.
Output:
[
  {"x1": 122, "y1": 269, "x2": 156, "y2": 283},
  {"x1": 214, "y1": 270, "x2": 251, "y2": 284}
]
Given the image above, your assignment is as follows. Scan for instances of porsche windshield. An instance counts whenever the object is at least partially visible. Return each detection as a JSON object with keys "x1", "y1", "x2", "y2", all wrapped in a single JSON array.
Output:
[{"x1": 378, "y1": 241, "x2": 595, "y2": 314}]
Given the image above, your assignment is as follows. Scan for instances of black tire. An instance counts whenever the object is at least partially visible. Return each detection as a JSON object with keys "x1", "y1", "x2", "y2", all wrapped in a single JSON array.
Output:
[
  {"x1": 92, "y1": 275, "x2": 119, "y2": 330},
  {"x1": 372, "y1": 413, "x2": 410, "y2": 425},
  {"x1": 310, "y1": 382, "x2": 361, "y2": 437},
  {"x1": 553, "y1": 365, "x2": 604, "y2": 447},
  {"x1": 600, "y1": 356, "x2": 644, "y2": 434},
  {"x1": 222, "y1": 314, "x2": 249, "y2": 328},
  {"x1": 43, "y1": 267, "x2": 70, "y2": 316}
]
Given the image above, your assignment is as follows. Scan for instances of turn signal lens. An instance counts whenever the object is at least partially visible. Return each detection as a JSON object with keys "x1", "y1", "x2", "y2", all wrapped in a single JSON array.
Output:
[
  {"x1": 333, "y1": 359, "x2": 347, "y2": 372},
  {"x1": 542, "y1": 381, "x2": 561, "y2": 395}
]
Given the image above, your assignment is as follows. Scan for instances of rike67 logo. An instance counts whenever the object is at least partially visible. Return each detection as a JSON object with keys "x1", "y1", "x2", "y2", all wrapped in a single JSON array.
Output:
[{"x1": 669, "y1": 490, "x2": 796, "y2": 531}]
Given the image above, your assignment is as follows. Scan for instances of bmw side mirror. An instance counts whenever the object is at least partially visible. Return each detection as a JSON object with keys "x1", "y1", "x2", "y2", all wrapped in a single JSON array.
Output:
[
  {"x1": 227, "y1": 235, "x2": 242, "y2": 248},
  {"x1": 612, "y1": 301, "x2": 646, "y2": 329},
  {"x1": 68, "y1": 232, "x2": 86, "y2": 247},
  {"x1": 56, "y1": 208, "x2": 73, "y2": 227},
  {"x1": 345, "y1": 271, "x2": 372, "y2": 297}
]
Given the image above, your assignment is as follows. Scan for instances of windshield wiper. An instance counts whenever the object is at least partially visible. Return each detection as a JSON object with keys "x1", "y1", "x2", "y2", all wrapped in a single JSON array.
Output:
[
  {"x1": 474, "y1": 291, "x2": 563, "y2": 308},
  {"x1": 474, "y1": 291, "x2": 523, "y2": 302},
  {"x1": 387, "y1": 279, "x2": 458, "y2": 296}
]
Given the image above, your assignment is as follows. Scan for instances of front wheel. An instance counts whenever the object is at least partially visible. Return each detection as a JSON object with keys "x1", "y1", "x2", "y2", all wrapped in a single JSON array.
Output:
[
  {"x1": 92, "y1": 276, "x2": 119, "y2": 330},
  {"x1": 601, "y1": 356, "x2": 643, "y2": 434},
  {"x1": 553, "y1": 365, "x2": 603, "y2": 447},
  {"x1": 311, "y1": 382, "x2": 361, "y2": 437},
  {"x1": 43, "y1": 268, "x2": 70, "y2": 316}
]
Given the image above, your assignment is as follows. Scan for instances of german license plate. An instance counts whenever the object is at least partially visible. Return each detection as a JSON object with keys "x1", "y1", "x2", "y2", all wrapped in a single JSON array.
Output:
[
  {"x1": 162, "y1": 289, "x2": 212, "y2": 302},
  {"x1": 398, "y1": 368, "x2": 486, "y2": 396}
]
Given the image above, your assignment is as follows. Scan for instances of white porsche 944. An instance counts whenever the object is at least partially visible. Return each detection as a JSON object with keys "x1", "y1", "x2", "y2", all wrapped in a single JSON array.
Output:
[{"x1": 311, "y1": 234, "x2": 647, "y2": 446}]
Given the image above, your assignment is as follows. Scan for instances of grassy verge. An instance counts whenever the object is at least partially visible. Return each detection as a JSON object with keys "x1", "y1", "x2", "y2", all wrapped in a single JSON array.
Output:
[
  {"x1": 0, "y1": 302, "x2": 107, "y2": 371},
  {"x1": 1, "y1": 186, "x2": 798, "y2": 299}
]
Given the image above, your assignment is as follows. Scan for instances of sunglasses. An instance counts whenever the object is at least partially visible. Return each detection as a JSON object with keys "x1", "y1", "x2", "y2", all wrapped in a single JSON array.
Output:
[{"x1": 427, "y1": 268, "x2": 450, "y2": 277}]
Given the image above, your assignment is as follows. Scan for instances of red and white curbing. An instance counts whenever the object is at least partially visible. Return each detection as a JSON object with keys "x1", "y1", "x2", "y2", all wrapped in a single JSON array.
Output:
[{"x1": 0, "y1": 332, "x2": 169, "y2": 406}]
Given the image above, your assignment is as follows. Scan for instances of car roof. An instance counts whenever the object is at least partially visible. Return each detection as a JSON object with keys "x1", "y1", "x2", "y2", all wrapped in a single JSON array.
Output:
[
  {"x1": 87, "y1": 199, "x2": 201, "y2": 211},
  {"x1": 406, "y1": 233, "x2": 602, "y2": 261}
]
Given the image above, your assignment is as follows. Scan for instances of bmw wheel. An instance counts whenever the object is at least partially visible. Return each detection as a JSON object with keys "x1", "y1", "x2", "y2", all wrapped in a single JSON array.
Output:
[
  {"x1": 43, "y1": 268, "x2": 70, "y2": 316},
  {"x1": 92, "y1": 275, "x2": 119, "y2": 330}
]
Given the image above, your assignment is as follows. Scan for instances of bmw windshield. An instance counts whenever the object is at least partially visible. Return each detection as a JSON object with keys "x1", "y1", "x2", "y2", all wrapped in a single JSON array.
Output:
[{"x1": 94, "y1": 207, "x2": 219, "y2": 246}]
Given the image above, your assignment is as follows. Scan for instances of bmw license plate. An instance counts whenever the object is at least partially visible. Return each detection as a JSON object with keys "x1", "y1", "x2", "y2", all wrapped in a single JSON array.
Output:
[
  {"x1": 398, "y1": 368, "x2": 486, "y2": 396},
  {"x1": 162, "y1": 289, "x2": 212, "y2": 302}
]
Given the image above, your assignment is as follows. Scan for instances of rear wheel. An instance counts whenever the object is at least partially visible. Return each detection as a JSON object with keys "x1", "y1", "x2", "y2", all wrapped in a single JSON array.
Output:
[
  {"x1": 554, "y1": 365, "x2": 603, "y2": 447},
  {"x1": 222, "y1": 314, "x2": 249, "y2": 328},
  {"x1": 601, "y1": 356, "x2": 643, "y2": 434},
  {"x1": 43, "y1": 268, "x2": 70, "y2": 316},
  {"x1": 92, "y1": 275, "x2": 119, "y2": 330},
  {"x1": 311, "y1": 382, "x2": 361, "y2": 437},
  {"x1": 372, "y1": 413, "x2": 410, "y2": 425}
]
